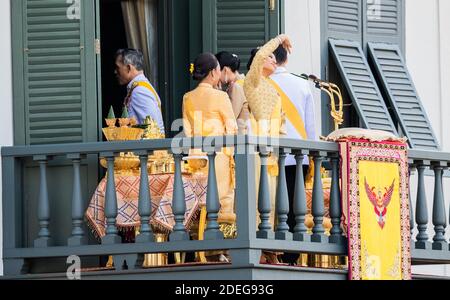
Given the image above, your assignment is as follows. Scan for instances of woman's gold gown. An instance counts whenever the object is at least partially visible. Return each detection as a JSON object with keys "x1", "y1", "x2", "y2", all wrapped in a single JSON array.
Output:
[
  {"x1": 244, "y1": 37, "x2": 286, "y2": 230},
  {"x1": 182, "y1": 83, "x2": 238, "y2": 225}
]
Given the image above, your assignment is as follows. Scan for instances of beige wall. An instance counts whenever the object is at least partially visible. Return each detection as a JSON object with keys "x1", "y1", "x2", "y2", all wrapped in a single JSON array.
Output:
[
  {"x1": 0, "y1": 0, "x2": 13, "y2": 276},
  {"x1": 405, "y1": 0, "x2": 450, "y2": 277},
  {"x1": 439, "y1": 0, "x2": 450, "y2": 152},
  {"x1": 405, "y1": 0, "x2": 450, "y2": 152}
]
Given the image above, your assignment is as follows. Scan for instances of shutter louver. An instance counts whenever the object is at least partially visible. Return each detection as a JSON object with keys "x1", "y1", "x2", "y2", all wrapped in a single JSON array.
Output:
[
  {"x1": 329, "y1": 39, "x2": 398, "y2": 135},
  {"x1": 25, "y1": 0, "x2": 85, "y2": 145},
  {"x1": 328, "y1": 0, "x2": 360, "y2": 33},
  {"x1": 368, "y1": 42, "x2": 440, "y2": 150},
  {"x1": 216, "y1": 0, "x2": 267, "y2": 73},
  {"x1": 366, "y1": 0, "x2": 400, "y2": 36},
  {"x1": 325, "y1": 0, "x2": 362, "y2": 42},
  {"x1": 363, "y1": 0, "x2": 404, "y2": 51}
]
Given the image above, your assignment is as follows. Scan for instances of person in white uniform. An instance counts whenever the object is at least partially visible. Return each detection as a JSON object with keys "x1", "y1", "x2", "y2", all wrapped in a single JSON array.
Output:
[
  {"x1": 269, "y1": 45, "x2": 317, "y2": 264},
  {"x1": 270, "y1": 45, "x2": 316, "y2": 154}
]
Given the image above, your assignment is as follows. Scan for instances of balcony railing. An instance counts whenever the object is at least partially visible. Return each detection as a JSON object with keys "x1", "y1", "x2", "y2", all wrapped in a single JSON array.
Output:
[{"x1": 1, "y1": 136, "x2": 450, "y2": 279}]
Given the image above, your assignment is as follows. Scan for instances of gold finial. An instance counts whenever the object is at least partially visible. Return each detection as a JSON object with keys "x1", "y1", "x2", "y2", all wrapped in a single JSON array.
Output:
[
  {"x1": 105, "y1": 106, "x2": 117, "y2": 128},
  {"x1": 118, "y1": 106, "x2": 130, "y2": 127}
]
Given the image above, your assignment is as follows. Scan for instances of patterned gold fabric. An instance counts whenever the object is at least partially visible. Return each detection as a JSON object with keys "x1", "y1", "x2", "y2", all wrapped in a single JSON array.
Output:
[
  {"x1": 244, "y1": 37, "x2": 283, "y2": 125},
  {"x1": 244, "y1": 38, "x2": 286, "y2": 232}
]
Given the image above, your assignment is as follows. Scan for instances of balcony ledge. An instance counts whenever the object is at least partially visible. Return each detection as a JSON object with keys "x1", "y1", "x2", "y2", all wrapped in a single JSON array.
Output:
[{"x1": 1, "y1": 263, "x2": 349, "y2": 280}]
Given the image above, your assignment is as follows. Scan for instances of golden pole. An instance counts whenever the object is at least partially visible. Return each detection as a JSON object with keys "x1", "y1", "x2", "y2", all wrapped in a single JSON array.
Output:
[
  {"x1": 328, "y1": 85, "x2": 344, "y2": 131},
  {"x1": 106, "y1": 255, "x2": 114, "y2": 268},
  {"x1": 196, "y1": 206, "x2": 208, "y2": 263},
  {"x1": 299, "y1": 76, "x2": 345, "y2": 269},
  {"x1": 319, "y1": 86, "x2": 338, "y2": 131},
  {"x1": 143, "y1": 233, "x2": 168, "y2": 267}
]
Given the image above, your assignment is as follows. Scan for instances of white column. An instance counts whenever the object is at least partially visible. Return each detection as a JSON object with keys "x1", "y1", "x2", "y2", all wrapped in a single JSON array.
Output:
[
  {"x1": 284, "y1": 0, "x2": 322, "y2": 133},
  {"x1": 438, "y1": 0, "x2": 450, "y2": 152},
  {"x1": 406, "y1": 0, "x2": 450, "y2": 277},
  {"x1": 405, "y1": 0, "x2": 442, "y2": 146},
  {"x1": 0, "y1": 0, "x2": 13, "y2": 276}
]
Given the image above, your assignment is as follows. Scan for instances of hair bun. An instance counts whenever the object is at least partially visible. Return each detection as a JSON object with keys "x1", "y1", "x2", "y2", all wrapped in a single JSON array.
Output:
[
  {"x1": 193, "y1": 69, "x2": 207, "y2": 81},
  {"x1": 216, "y1": 51, "x2": 241, "y2": 73},
  {"x1": 191, "y1": 53, "x2": 219, "y2": 81}
]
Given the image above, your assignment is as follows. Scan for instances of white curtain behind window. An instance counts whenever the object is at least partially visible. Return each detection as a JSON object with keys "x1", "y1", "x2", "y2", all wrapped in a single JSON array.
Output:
[{"x1": 121, "y1": 0, "x2": 158, "y2": 88}]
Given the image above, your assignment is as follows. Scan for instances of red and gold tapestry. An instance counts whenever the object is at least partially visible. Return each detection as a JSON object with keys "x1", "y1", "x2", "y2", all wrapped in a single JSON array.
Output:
[{"x1": 339, "y1": 139, "x2": 411, "y2": 280}]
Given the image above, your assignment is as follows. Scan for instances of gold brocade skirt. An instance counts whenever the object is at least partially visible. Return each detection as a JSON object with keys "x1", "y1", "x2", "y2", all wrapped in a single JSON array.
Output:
[
  {"x1": 188, "y1": 147, "x2": 236, "y2": 225},
  {"x1": 215, "y1": 150, "x2": 236, "y2": 225}
]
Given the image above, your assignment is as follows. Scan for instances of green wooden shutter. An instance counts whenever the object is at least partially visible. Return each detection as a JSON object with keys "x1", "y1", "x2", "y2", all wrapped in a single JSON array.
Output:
[
  {"x1": 204, "y1": 0, "x2": 281, "y2": 73},
  {"x1": 329, "y1": 39, "x2": 398, "y2": 134},
  {"x1": 320, "y1": 0, "x2": 363, "y2": 134},
  {"x1": 11, "y1": 0, "x2": 100, "y2": 248},
  {"x1": 368, "y1": 42, "x2": 439, "y2": 150},
  {"x1": 363, "y1": 0, "x2": 404, "y2": 52},
  {"x1": 323, "y1": 0, "x2": 362, "y2": 43},
  {"x1": 13, "y1": 0, "x2": 98, "y2": 145}
]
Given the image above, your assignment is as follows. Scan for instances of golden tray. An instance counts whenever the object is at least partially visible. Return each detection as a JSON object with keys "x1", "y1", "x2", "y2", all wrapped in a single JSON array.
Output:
[
  {"x1": 100, "y1": 153, "x2": 141, "y2": 173},
  {"x1": 102, "y1": 127, "x2": 144, "y2": 141},
  {"x1": 100, "y1": 151, "x2": 176, "y2": 175}
]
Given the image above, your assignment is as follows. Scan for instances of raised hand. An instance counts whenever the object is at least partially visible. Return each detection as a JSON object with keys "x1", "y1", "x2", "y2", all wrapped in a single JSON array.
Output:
[{"x1": 277, "y1": 34, "x2": 293, "y2": 54}]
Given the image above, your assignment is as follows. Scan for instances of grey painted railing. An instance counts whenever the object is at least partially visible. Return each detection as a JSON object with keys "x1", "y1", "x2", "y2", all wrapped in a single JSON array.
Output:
[
  {"x1": 1, "y1": 137, "x2": 450, "y2": 276},
  {"x1": 408, "y1": 149, "x2": 450, "y2": 263}
]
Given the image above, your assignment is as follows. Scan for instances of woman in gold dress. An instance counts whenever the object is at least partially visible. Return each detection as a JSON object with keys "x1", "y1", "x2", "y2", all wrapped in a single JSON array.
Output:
[
  {"x1": 244, "y1": 34, "x2": 292, "y2": 264},
  {"x1": 182, "y1": 53, "x2": 238, "y2": 261}
]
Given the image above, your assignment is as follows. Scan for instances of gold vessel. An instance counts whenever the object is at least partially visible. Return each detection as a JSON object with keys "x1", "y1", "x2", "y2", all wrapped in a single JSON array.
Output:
[
  {"x1": 99, "y1": 152, "x2": 141, "y2": 175},
  {"x1": 102, "y1": 106, "x2": 144, "y2": 142},
  {"x1": 182, "y1": 153, "x2": 208, "y2": 175},
  {"x1": 100, "y1": 108, "x2": 175, "y2": 175},
  {"x1": 141, "y1": 116, "x2": 175, "y2": 175},
  {"x1": 148, "y1": 150, "x2": 175, "y2": 175}
]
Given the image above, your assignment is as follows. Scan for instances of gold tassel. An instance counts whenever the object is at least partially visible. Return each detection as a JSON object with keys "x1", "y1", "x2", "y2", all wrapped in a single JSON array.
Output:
[{"x1": 229, "y1": 156, "x2": 236, "y2": 189}]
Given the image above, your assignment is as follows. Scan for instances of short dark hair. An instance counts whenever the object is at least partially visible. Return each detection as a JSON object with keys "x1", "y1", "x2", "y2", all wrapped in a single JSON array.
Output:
[
  {"x1": 215, "y1": 51, "x2": 241, "y2": 72},
  {"x1": 274, "y1": 45, "x2": 288, "y2": 65},
  {"x1": 247, "y1": 48, "x2": 259, "y2": 71},
  {"x1": 192, "y1": 53, "x2": 219, "y2": 81},
  {"x1": 115, "y1": 48, "x2": 145, "y2": 71}
]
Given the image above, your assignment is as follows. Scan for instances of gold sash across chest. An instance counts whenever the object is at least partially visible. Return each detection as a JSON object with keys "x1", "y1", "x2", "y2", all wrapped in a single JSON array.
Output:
[
  {"x1": 267, "y1": 78, "x2": 307, "y2": 140},
  {"x1": 128, "y1": 81, "x2": 162, "y2": 112}
]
